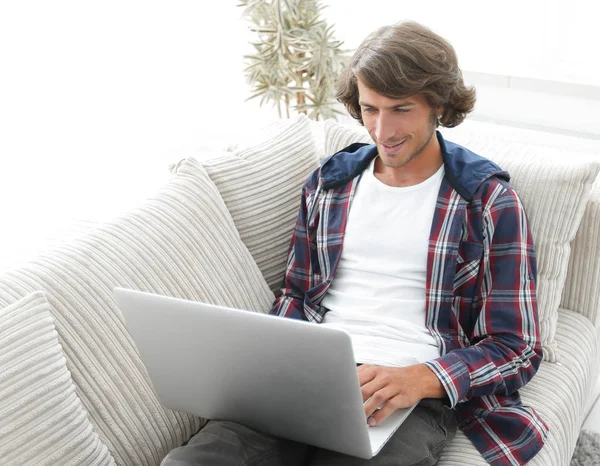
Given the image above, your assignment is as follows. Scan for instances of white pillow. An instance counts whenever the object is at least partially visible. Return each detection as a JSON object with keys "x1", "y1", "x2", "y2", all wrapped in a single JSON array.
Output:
[
  {"x1": 0, "y1": 291, "x2": 114, "y2": 466},
  {"x1": 323, "y1": 119, "x2": 600, "y2": 362},
  {"x1": 0, "y1": 160, "x2": 275, "y2": 465},
  {"x1": 562, "y1": 180, "x2": 600, "y2": 327},
  {"x1": 202, "y1": 114, "x2": 320, "y2": 292},
  {"x1": 323, "y1": 119, "x2": 371, "y2": 157}
]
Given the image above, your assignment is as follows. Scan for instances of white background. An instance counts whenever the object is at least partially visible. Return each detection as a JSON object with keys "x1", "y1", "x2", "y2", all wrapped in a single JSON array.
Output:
[
  {"x1": 325, "y1": 0, "x2": 600, "y2": 86},
  {"x1": 0, "y1": 0, "x2": 599, "y2": 271}
]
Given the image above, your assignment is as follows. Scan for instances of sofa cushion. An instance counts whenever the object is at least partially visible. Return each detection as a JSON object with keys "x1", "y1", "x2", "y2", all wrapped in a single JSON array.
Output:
[
  {"x1": 0, "y1": 159, "x2": 275, "y2": 466},
  {"x1": 0, "y1": 291, "x2": 114, "y2": 466},
  {"x1": 322, "y1": 120, "x2": 600, "y2": 362},
  {"x1": 323, "y1": 120, "x2": 372, "y2": 159},
  {"x1": 201, "y1": 114, "x2": 320, "y2": 293},
  {"x1": 437, "y1": 308, "x2": 597, "y2": 465},
  {"x1": 562, "y1": 179, "x2": 600, "y2": 326}
]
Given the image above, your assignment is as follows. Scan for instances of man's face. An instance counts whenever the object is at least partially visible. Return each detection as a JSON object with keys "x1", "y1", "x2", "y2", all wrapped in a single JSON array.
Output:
[{"x1": 358, "y1": 79, "x2": 439, "y2": 170}]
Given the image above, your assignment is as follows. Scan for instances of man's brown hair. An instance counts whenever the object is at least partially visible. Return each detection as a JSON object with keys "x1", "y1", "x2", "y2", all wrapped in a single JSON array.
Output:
[{"x1": 336, "y1": 21, "x2": 476, "y2": 128}]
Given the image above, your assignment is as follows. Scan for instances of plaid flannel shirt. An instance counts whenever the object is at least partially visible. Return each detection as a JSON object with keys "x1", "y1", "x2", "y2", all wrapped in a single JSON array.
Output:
[{"x1": 270, "y1": 132, "x2": 549, "y2": 465}]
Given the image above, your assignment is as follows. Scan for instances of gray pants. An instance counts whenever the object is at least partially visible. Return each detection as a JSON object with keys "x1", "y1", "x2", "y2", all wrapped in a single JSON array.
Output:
[{"x1": 161, "y1": 399, "x2": 457, "y2": 466}]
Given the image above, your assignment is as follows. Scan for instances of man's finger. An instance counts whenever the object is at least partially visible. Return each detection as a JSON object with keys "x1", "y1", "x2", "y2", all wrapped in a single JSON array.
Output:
[
  {"x1": 360, "y1": 377, "x2": 386, "y2": 403},
  {"x1": 363, "y1": 387, "x2": 393, "y2": 419},
  {"x1": 368, "y1": 395, "x2": 412, "y2": 427},
  {"x1": 357, "y1": 365, "x2": 377, "y2": 386}
]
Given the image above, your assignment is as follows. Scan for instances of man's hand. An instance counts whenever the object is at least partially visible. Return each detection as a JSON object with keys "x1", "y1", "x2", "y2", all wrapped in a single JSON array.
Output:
[{"x1": 358, "y1": 363, "x2": 446, "y2": 426}]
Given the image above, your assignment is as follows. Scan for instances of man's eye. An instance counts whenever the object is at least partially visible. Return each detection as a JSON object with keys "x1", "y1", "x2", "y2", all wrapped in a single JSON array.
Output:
[
  {"x1": 395, "y1": 108, "x2": 410, "y2": 113},
  {"x1": 362, "y1": 107, "x2": 375, "y2": 114}
]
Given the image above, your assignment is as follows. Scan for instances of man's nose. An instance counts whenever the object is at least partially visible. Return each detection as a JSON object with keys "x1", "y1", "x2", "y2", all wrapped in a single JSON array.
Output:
[{"x1": 375, "y1": 113, "x2": 397, "y2": 143}]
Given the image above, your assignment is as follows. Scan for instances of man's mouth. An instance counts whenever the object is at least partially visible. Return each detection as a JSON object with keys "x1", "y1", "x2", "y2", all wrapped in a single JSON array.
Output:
[{"x1": 380, "y1": 139, "x2": 406, "y2": 155}]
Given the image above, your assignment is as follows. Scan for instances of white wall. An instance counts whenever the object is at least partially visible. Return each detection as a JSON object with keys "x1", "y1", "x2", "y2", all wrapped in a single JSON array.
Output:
[
  {"x1": 323, "y1": 0, "x2": 600, "y2": 86},
  {"x1": 0, "y1": 1, "x2": 279, "y2": 270},
  {"x1": 324, "y1": 1, "x2": 600, "y2": 136},
  {"x1": 0, "y1": 1, "x2": 598, "y2": 271}
]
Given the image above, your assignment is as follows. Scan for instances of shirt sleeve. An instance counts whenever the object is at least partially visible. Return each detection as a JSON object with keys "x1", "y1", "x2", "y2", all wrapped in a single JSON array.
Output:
[
  {"x1": 425, "y1": 186, "x2": 542, "y2": 408},
  {"x1": 269, "y1": 174, "x2": 319, "y2": 320}
]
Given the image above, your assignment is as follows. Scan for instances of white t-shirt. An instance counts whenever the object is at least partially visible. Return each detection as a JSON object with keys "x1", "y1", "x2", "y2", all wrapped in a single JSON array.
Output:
[{"x1": 320, "y1": 157, "x2": 445, "y2": 367}]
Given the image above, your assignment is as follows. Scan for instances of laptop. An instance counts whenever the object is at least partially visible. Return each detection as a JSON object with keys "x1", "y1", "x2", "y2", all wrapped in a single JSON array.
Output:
[{"x1": 113, "y1": 287, "x2": 416, "y2": 459}]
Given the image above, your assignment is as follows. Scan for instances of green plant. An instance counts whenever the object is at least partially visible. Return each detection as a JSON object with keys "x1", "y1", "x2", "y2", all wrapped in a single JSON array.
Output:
[{"x1": 238, "y1": 0, "x2": 349, "y2": 120}]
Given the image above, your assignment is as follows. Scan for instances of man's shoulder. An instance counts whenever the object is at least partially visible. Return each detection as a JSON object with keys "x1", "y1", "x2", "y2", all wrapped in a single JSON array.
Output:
[
  {"x1": 469, "y1": 175, "x2": 522, "y2": 216},
  {"x1": 301, "y1": 164, "x2": 323, "y2": 196},
  {"x1": 439, "y1": 134, "x2": 510, "y2": 202},
  {"x1": 474, "y1": 174, "x2": 512, "y2": 195},
  {"x1": 300, "y1": 143, "x2": 375, "y2": 194},
  {"x1": 317, "y1": 143, "x2": 377, "y2": 190}
]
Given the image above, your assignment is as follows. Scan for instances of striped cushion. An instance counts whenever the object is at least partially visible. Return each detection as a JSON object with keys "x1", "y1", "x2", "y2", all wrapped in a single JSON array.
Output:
[
  {"x1": 0, "y1": 292, "x2": 114, "y2": 466},
  {"x1": 562, "y1": 179, "x2": 600, "y2": 326},
  {"x1": 323, "y1": 120, "x2": 600, "y2": 362},
  {"x1": 323, "y1": 120, "x2": 372, "y2": 158},
  {"x1": 202, "y1": 115, "x2": 320, "y2": 293},
  {"x1": 0, "y1": 160, "x2": 275, "y2": 465}
]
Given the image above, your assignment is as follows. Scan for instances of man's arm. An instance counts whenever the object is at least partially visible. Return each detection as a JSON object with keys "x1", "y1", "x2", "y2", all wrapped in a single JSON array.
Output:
[
  {"x1": 425, "y1": 186, "x2": 542, "y2": 408},
  {"x1": 270, "y1": 173, "x2": 320, "y2": 320}
]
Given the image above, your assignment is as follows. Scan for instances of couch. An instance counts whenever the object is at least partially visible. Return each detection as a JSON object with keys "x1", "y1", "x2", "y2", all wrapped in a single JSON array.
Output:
[{"x1": 1, "y1": 115, "x2": 599, "y2": 465}]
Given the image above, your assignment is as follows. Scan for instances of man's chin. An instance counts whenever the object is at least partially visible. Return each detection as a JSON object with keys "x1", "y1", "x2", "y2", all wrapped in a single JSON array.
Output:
[
  {"x1": 378, "y1": 155, "x2": 411, "y2": 170},
  {"x1": 378, "y1": 147, "x2": 404, "y2": 161}
]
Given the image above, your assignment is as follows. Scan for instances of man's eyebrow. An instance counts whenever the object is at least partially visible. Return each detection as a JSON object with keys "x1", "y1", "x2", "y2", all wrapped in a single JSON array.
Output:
[{"x1": 358, "y1": 100, "x2": 416, "y2": 108}]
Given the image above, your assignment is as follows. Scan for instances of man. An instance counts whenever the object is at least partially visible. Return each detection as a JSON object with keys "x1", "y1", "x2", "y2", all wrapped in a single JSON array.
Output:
[{"x1": 162, "y1": 21, "x2": 547, "y2": 466}]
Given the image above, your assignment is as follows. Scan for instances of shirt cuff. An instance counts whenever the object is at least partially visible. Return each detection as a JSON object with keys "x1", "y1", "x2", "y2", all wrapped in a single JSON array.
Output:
[{"x1": 425, "y1": 352, "x2": 471, "y2": 408}]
